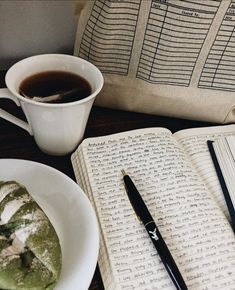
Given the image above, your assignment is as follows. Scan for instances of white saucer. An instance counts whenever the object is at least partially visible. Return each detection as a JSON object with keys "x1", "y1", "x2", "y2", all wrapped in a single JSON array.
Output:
[{"x1": 0, "y1": 159, "x2": 99, "y2": 290}]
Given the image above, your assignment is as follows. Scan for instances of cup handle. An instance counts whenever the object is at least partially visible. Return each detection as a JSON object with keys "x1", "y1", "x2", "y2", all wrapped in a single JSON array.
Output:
[{"x1": 0, "y1": 88, "x2": 32, "y2": 135}]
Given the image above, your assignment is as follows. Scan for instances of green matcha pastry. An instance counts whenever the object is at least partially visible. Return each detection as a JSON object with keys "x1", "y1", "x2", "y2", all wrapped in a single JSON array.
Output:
[{"x1": 0, "y1": 181, "x2": 62, "y2": 290}]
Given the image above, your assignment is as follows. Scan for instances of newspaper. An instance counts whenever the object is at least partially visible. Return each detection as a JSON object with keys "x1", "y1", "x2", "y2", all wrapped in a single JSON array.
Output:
[{"x1": 74, "y1": 0, "x2": 235, "y2": 123}]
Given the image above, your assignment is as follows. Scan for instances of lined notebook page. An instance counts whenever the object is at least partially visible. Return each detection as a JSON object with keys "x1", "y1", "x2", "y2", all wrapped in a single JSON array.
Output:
[
  {"x1": 75, "y1": 145, "x2": 116, "y2": 289},
  {"x1": 174, "y1": 124, "x2": 235, "y2": 218},
  {"x1": 213, "y1": 136, "x2": 235, "y2": 210},
  {"x1": 71, "y1": 128, "x2": 235, "y2": 290}
]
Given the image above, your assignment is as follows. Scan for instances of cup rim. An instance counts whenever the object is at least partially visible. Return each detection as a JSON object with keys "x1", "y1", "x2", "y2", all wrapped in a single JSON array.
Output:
[{"x1": 5, "y1": 54, "x2": 104, "y2": 107}]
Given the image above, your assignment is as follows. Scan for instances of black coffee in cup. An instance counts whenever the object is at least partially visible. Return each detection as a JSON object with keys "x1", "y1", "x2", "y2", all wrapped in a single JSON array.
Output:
[{"x1": 19, "y1": 71, "x2": 92, "y2": 104}]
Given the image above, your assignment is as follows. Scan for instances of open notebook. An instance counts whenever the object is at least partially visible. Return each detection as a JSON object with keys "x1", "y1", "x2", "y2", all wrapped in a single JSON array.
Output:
[{"x1": 71, "y1": 124, "x2": 235, "y2": 290}]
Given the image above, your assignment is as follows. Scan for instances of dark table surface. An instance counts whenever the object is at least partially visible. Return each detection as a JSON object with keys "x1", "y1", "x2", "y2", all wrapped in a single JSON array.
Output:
[{"x1": 0, "y1": 70, "x2": 217, "y2": 289}]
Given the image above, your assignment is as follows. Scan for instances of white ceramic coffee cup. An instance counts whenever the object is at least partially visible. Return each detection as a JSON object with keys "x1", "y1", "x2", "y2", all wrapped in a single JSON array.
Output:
[{"x1": 0, "y1": 54, "x2": 103, "y2": 155}]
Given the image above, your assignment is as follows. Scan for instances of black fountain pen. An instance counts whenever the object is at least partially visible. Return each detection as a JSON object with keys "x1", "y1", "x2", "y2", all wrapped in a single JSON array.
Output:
[{"x1": 122, "y1": 170, "x2": 188, "y2": 290}]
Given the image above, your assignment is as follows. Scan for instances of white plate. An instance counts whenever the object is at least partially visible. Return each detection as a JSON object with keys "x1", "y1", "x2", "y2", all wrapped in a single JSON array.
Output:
[{"x1": 0, "y1": 159, "x2": 99, "y2": 290}]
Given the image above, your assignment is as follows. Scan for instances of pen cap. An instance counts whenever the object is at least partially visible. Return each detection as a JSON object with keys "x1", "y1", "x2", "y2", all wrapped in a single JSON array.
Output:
[{"x1": 123, "y1": 175, "x2": 153, "y2": 223}]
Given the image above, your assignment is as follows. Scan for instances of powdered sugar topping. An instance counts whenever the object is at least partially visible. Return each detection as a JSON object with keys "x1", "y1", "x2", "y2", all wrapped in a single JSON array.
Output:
[{"x1": 0, "y1": 182, "x2": 20, "y2": 203}]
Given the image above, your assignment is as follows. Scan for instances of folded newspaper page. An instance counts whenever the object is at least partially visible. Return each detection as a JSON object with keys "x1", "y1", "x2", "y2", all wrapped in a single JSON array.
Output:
[{"x1": 74, "y1": 0, "x2": 235, "y2": 123}]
